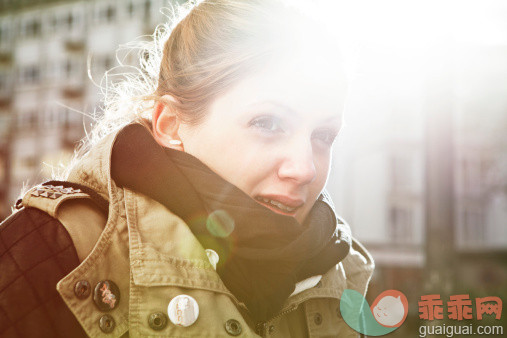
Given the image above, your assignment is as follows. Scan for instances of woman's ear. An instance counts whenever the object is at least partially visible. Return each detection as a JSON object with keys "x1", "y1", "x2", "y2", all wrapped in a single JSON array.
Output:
[{"x1": 152, "y1": 95, "x2": 185, "y2": 151}]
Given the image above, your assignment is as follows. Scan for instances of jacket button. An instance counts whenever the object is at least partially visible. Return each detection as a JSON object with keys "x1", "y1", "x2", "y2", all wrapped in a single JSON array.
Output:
[
  {"x1": 74, "y1": 280, "x2": 91, "y2": 299},
  {"x1": 93, "y1": 280, "x2": 120, "y2": 312},
  {"x1": 314, "y1": 313, "x2": 323, "y2": 325},
  {"x1": 168, "y1": 295, "x2": 199, "y2": 327},
  {"x1": 99, "y1": 314, "x2": 115, "y2": 333},
  {"x1": 148, "y1": 312, "x2": 168, "y2": 330},
  {"x1": 205, "y1": 249, "x2": 219, "y2": 270},
  {"x1": 268, "y1": 325, "x2": 275, "y2": 334},
  {"x1": 224, "y1": 319, "x2": 242, "y2": 336}
]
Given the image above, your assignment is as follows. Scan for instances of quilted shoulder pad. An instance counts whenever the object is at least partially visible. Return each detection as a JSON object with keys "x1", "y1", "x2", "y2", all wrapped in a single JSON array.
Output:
[{"x1": 0, "y1": 207, "x2": 86, "y2": 337}]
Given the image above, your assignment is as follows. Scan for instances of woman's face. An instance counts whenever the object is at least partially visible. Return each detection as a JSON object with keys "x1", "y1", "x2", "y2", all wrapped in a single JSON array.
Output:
[{"x1": 177, "y1": 56, "x2": 347, "y2": 223}]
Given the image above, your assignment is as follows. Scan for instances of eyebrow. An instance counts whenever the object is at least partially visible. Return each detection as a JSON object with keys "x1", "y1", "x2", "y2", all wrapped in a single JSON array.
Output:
[{"x1": 247, "y1": 100, "x2": 341, "y2": 122}]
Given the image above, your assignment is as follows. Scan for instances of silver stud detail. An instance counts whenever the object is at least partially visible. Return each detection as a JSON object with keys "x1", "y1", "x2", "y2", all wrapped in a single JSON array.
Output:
[{"x1": 31, "y1": 185, "x2": 84, "y2": 199}]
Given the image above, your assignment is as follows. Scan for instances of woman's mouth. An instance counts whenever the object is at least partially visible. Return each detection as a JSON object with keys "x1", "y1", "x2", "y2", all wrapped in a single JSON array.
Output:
[{"x1": 254, "y1": 195, "x2": 304, "y2": 216}]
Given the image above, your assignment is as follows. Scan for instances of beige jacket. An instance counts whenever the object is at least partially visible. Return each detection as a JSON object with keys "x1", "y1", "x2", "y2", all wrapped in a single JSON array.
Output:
[{"x1": 21, "y1": 130, "x2": 375, "y2": 337}]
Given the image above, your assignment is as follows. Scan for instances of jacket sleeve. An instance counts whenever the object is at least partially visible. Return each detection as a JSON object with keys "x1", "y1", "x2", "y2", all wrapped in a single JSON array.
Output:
[
  {"x1": 0, "y1": 208, "x2": 87, "y2": 338},
  {"x1": 342, "y1": 237, "x2": 375, "y2": 296}
]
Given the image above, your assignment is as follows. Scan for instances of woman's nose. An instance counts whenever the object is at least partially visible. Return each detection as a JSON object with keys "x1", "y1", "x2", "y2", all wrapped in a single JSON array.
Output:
[{"x1": 277, "y1": 139, "x2": 316, "y2": 185}]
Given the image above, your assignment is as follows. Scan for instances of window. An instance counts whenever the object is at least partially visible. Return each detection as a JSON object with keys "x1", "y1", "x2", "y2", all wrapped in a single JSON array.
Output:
[
  {"x1": 43, "y1": 106, "x2": 51, "y2": 127},
  {"x1": 50, "y1": 15, "x2": 58, "y2": 31},
  {"x1": 106, "y1": 5, "x2": 116, "y2": 22},
  {"x1": 105, "y1": 56, "x2": 114, "y2": 70},
  {"x1": 22, "y1": 156, "x2": 38, "y2": 169},
  {"x1": 60, "y1": 107, "x2": 68, "y2": 127},
  {"x1": 462, "y1": 209, "x2": 485, "y2": 245},
  {"x1": 65, "y1": 59, "x2": 73, "y2": 77},
  {"x1": 47, "y1": 60, "x2": 58, "y2": 80},
  {"x1": 17, "y1": 112, "x2": 26, "y2": 129},
  {"x1": 0, "y1": 73, "x2": 6, "y2": 92},
  {"x1": 389, "y1": 206, "x2": 414, "y2": 243},
  {"x1": 64, "y1": 58, "x2": 82, "y2": 79},
  {"x1": 18, "y1": 65, "x2": 41, "y2": 84},
  {"x1": 390, "y1": 153, "x2": 414, "y2": 192},
  {"x1": 44, "y1": 105, "x2": 62, "y2": 127},
  {"x1": 95, "y1": 4, "x2": 117, "y2": 24},
  {"x1": 29, "y1": 67, "x2": 40, "y2": 83},
  {"x1": 92, "y1": 55, "x2": 114, "y2": 75},
  {"x1": 17, "y1": 110, "x2": 37, "y2": 130},
  {"x1": 461, "y1": 157, "x2": 482, "y2": 195},
  {"x1": 28, "y1": 111, "x2": 37, "y2": 128},
  {"x1": 144, "y1": 0, "x2": 151, "y2": 18},
  {"x1": 0, "y1": 23, "x2": 11, "y2": 46},
  {"x1": 24, "y1": 19, "x2": 41, "y2": 38},
  {"x1": 66, "y1": 12, "x2": 74, "y2": 29},
  {"x1": 127, "y1": 1, "x2": 135, "y2": 17}
]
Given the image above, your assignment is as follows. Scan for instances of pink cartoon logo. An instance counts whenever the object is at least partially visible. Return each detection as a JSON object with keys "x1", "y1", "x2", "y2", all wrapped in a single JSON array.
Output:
[{"x1": 370, "y1": 290, "x2": 409, "y2": 328}]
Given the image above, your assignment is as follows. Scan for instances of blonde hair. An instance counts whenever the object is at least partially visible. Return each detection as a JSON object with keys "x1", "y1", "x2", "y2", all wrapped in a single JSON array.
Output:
[{"x1": 75, "y1": 0, "x2": 341, "y2": 160}]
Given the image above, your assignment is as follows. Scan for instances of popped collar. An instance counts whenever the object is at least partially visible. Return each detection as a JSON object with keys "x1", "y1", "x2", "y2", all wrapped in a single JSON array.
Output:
[{"x1": 44, "y1": 127, "x2": 375, "y2": 337}]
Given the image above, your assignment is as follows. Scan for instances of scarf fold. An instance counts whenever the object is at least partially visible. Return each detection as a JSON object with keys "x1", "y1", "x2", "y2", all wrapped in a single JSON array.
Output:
[{"x1": 111, "y1": 123, "x2": 351, "y2": 323}]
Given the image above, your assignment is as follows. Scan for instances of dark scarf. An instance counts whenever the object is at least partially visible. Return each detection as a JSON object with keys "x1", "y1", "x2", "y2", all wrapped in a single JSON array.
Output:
[{"x1": 111, "y1": 124, "x2": 351, "y2": 324}]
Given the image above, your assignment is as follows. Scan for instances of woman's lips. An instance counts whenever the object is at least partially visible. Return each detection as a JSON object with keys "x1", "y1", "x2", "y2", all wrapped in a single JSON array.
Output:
[{"x1": 254, "y1": 195, "x2": 304, "y2": 216}]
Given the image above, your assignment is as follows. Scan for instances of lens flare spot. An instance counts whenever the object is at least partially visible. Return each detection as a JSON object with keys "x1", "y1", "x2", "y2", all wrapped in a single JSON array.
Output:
[{"x1": 206, "y1": 210, "x2": 235, "y2": 237}]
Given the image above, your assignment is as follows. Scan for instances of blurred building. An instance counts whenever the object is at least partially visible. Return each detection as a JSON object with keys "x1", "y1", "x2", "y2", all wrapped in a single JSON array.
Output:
[
  {"x1": 0, "y1": 0, "x2": 178, "y2": 217},
  {"x1": 328, "y1": 45, "x2": 427, "y2": 316},
  {"x1": 453, "y1": 44, "x2": 507, "y2": 293},
  {"x1": 328, "y1": 22, "x2": 507, "y2": 332}
]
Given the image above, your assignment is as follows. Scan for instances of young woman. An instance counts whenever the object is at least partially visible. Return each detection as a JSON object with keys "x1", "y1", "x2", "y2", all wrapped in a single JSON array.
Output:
[{"x1": 0, "y1": 0, "x2": 374, "y2": 337}]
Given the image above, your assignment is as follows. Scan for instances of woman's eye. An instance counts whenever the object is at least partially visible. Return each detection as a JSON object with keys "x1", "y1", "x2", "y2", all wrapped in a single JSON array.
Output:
[
  {"x1": 249, "y1": 116, "x2": 283, "y2": 133},
  {"x1": 312, "y1": 129, "x2": 338, "y2": 145}
]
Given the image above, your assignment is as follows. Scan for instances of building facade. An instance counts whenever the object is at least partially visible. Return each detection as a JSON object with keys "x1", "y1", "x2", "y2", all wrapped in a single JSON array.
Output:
[{"x1": 0, "y1": 0, "x2": 180, "y2": 217}]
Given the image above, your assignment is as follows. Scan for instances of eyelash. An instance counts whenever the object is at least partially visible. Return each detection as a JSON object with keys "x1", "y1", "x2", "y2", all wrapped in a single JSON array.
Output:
[
  {"x1": 248, "y1": 115, "x2": 283, "y2": 133},
  {"x1": 248, "y1": 115, "x2": 339, "y2": 146}
]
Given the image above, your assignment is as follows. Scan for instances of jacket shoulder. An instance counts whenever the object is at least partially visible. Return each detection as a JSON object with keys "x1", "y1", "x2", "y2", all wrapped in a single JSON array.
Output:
[
  {"x1": 0, "y1": 207, "x2": 79, "y2": 272},
  {"x1": 16, "y1": 180, "x2": 108, "y2": 219},
  {"x1": 0, "y1": 207, "x2": 86, "y2": 337},
  {"x1": 341, "y1": 237, "x2": 375, "y2": 297},
  {"x1": 14, "y1": 180, "x2": 109, "y2": 262}
]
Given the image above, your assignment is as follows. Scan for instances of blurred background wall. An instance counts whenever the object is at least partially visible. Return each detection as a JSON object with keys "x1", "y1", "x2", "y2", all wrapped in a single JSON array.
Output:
[
  {"x1": 0, "y1": 0, "x2": 506, "y2": 336},
  {"x1": 322, "y1": 0, "x2": 507, "y2": 335}
]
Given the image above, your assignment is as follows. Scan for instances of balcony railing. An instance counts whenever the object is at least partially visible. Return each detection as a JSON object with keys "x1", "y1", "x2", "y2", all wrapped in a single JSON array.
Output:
[
  {"x1": 0, "y1": 51, "x2": 13, "y2": 65},
  {"x1": 64, "y1": 38, "x2": 85, "y2": 52},
  {"x1": 62, "y1": 84, "x2": 84, "y2": 98},
  {"x1": 0, "y1": 95, "x2": 12, "y2": 108}
]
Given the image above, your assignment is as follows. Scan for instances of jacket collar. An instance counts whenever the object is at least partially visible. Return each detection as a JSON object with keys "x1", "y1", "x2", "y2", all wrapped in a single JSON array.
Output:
[{"x1": 64, "y1": 125, "x2": 235, "y2": 291}]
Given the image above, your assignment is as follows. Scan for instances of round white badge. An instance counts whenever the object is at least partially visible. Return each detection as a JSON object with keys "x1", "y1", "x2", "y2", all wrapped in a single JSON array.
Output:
[{"x1": 167, "y1": 294, "x2": 199, "y2": 327}]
